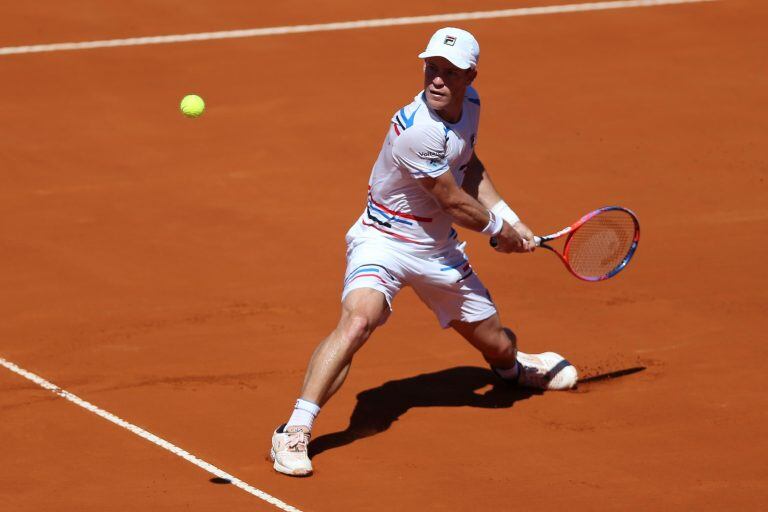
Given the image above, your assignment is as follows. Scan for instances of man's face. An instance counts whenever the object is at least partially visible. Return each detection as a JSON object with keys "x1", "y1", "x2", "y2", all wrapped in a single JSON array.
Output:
[{"x1": 423, "y1": 56, "x2": 477, "y2": 115}]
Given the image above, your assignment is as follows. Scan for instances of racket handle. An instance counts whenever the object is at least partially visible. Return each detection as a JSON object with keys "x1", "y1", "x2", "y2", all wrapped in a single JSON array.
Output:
[{"x1": 489, "y1": 235, "x2": 542, "y2": 249}]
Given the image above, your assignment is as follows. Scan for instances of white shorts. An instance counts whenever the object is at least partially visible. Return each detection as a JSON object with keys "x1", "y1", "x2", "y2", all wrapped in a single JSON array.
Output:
[{"x1": 341, "y1": 229, "x2": 497, "y2": 328}]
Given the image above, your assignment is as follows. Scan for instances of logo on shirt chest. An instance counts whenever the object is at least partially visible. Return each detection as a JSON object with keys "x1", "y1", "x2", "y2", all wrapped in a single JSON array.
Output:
[
  {"x1": 417, "y1": 149, "x2": 445, "y2": 160},
  {"x1": 417, "y1": 149, "x2": 446, "y2": 168}
]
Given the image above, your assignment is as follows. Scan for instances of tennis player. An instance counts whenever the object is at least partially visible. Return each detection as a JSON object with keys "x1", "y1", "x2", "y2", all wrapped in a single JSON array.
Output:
[{"x1": 271, "y1": 27, "x2": 578, "y2": 476}]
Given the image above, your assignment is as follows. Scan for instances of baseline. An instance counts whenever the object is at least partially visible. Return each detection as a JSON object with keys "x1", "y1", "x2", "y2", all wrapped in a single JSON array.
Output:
[{"x1": 0, "y1": 0, "x2": 717, "y2": 56}]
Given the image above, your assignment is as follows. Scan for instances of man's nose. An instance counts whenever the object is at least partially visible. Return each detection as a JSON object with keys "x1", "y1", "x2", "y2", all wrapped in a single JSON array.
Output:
[{"x1": 431, "y1": 75, "x2": 445, "y2": 87}]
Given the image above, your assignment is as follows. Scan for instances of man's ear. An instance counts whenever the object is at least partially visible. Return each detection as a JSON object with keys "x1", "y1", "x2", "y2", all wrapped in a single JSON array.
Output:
[{"x1": 467, "y1": 68, "x2": 478, "y2": 85}]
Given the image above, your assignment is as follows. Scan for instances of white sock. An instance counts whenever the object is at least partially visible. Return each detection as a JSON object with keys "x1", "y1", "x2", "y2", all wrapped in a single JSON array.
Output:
[
  {"x1": 494, "y1": 362, "x2": 520, "y2": 381},
  {"x1": 286, "y1": 398, "x2": 321, "y2": 430}
]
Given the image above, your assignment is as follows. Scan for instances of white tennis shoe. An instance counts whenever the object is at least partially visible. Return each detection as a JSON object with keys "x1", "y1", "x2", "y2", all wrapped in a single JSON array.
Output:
[
  {"x1": 497, "y1": 351, "x2": 578, "y2": 390},
  {"x1": 270, "y1": 424, "x2": 313, "y2": 476}
]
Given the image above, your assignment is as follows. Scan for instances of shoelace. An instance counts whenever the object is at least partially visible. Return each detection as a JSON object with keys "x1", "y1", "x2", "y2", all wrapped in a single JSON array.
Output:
[{"x1": 285, "y1": 430, "x2": 310, "y2": 452}]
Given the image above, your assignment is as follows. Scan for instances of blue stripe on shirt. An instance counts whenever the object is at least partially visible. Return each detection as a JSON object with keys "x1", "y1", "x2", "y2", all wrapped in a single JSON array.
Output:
[{"x1": 367, "y1": 202, "x2": 414, "y2": 225}]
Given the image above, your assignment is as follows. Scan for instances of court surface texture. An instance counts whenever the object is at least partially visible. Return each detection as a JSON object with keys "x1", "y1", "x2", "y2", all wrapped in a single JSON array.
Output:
[{"x1": 1, "y1": 1, "x2": 765, "y2": 510}]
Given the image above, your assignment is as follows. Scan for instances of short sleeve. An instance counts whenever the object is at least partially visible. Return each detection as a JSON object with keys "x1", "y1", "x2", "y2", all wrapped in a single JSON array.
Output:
[
  {"x1": 465, "y1": 87, "x2": 481, "y2": 148},
  {"x1": 391, "y1": 124, "x2": 450, "y2": 179}
]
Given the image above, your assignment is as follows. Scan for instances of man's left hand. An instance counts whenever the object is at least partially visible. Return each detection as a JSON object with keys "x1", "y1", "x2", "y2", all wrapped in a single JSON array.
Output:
[{"x1": 511, "y1": 221, "x2": 536, "y2": 252}]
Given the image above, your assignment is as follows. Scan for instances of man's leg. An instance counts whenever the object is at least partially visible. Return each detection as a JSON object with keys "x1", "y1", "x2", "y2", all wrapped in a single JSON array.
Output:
[
  {"x1": 300, "y1": 287, "x2": 390, "y2": 406},
  {"x1": 271, "y1": 287, "x2": 389, "y2": 476},
  {"x1": 450, "y1": 313, "x2": 578, "y2": 391},
  {"x1": 449, "y1": 313, "x2": 517, "y2": 370}
]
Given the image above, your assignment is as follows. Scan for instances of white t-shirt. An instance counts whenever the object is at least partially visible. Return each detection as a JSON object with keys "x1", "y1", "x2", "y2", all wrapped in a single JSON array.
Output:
[{"x1": 348, "y1": 87, "x2": 481, "y2": 249}]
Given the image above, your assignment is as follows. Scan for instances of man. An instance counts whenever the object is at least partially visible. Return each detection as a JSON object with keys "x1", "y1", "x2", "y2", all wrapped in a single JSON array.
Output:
[{"x1": 270, "y1": 27, "x2": 577, "y2": 477}]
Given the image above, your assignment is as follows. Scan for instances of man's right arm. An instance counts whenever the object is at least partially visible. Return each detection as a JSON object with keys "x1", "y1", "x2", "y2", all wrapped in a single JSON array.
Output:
[
  {"x1": 417, "y1": 171, "x2": 492, "y2": 232},
  {"x1": 416, "y1": 172, "x2": 527, "y2": 253},
  {"x1": 391, "y1": 124, "x2": 528, "y2": 252}
]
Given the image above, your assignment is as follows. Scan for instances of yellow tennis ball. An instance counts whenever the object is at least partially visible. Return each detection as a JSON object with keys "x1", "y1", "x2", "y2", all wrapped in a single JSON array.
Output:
[{"x1": 180, "y1": 94, "x2": 205, "y2": 118}]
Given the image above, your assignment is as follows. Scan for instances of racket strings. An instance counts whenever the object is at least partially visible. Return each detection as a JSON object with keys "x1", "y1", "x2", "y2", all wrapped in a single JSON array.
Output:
[{"x1": 565, "y1": 210, "x2": 637, "y2": 279}]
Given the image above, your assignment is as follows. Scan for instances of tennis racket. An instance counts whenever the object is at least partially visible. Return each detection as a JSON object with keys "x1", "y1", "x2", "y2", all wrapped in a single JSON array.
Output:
[{"x1": 491, "y1": 206, "x2": 640, "y2": 281}]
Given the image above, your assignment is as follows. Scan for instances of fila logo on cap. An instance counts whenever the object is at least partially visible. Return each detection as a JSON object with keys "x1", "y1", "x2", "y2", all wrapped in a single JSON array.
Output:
[{"x1": 443, "y1": 35, "x2": 456, "y2": 46}]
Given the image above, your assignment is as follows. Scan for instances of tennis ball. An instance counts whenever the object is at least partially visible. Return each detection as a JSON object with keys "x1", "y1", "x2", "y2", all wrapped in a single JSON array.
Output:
[{"x1": 180, "y1": 94, "x2": 205, "y2": 118}]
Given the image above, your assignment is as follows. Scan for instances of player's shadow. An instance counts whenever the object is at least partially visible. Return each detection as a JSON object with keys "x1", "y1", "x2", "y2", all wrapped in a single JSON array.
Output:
[{"x1": 308, "y1": 366, "x2": 539, "y2": 459}]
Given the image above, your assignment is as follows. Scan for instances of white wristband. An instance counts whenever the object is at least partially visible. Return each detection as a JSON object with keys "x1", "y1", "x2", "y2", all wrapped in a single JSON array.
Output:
[
  {"x1": 481, "y1": 210, "x2": 504, "y2": 236},
  {"x1": 491, "y1": 200, "x2": 520, "y2": 226}
]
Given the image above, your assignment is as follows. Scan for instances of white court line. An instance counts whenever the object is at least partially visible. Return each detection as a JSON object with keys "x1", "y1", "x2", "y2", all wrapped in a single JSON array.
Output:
[
  {"x1": 0, "y1": 0, "x2": 716, "y2": 56},
  {"x1": 0, "y1": 356, "x2": 304, "y2": 512}
]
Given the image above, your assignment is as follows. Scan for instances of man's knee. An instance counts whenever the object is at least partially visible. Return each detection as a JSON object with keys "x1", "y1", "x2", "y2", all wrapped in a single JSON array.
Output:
[
  {"x1": 337, "y1": 289, "x2": 389, "y2": 349},
  {"x1": 341, "y1": 314, "x2": 374, "y2": 349}
]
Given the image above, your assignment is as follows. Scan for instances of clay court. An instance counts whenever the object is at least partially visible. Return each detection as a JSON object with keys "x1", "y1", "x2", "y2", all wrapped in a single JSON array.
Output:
[{"x1": 1, "y1": 0, "x2": 766, "y2": 510}]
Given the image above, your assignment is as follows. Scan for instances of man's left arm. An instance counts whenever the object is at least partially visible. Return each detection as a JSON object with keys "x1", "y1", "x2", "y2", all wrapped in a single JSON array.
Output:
[{"x1": 461, "y1": 151, "x2": 536, "y2": 249}]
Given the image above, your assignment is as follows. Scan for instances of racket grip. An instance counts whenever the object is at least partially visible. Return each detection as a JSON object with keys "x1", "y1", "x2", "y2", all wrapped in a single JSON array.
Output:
[{"x1": 490, "y1": 235, "x2": 542, "y2": 249}]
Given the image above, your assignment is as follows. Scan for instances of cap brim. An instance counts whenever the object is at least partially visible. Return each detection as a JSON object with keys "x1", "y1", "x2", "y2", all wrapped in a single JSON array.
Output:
[{"x1": 418, "y1": 51, "x2": 471, "y2": 70}]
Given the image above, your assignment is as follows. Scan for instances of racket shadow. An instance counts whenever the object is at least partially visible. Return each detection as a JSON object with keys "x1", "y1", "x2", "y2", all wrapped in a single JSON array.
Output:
[
  {"x1": 569, "y1": 366, "x2": 646, "y2": 393},
  {"x1": 578, "y1": 366, "x2": 646, "y2": 384},
  {"x1": 309, "y1": 366, "x2": 539, "y2": 460}
]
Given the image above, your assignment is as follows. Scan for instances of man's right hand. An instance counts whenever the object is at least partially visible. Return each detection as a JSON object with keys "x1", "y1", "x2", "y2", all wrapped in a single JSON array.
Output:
[{"x1": 492, "y1": 221, "x2": 536, "y2": 253}]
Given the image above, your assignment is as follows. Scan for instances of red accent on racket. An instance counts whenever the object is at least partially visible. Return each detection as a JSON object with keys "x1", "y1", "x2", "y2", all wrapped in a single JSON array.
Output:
[{"x1": 491, "y1": 206, "x2": 640, "y2": 281}]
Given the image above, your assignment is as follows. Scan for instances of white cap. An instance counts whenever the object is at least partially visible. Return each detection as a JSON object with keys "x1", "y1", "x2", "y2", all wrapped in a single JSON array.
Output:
[{"x1": 418, "y1": 27, "x2": 480, "y2": 69}]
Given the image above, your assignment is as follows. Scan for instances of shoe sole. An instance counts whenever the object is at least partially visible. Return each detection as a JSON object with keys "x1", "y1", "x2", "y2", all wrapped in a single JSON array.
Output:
[{"x1": 270, "y1": 448, "x2": 313, "y2": 476}]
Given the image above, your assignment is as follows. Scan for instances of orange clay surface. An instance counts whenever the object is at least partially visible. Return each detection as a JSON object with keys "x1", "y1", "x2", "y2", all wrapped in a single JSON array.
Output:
[{"x1": 1, "y1": 1, "x2": 766, "y2": 510}]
